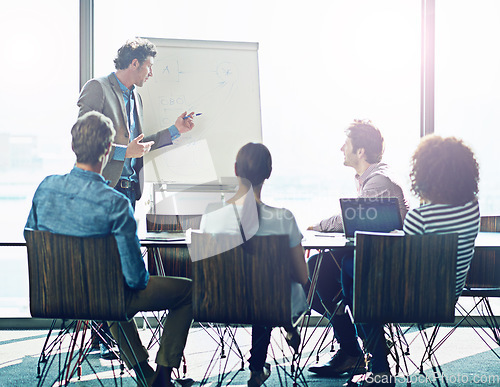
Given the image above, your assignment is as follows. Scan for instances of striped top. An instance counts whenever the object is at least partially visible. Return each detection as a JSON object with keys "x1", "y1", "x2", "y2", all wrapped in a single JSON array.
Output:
[{"x1": 403, "y1": 200, "x2": 480, "y2": 297}]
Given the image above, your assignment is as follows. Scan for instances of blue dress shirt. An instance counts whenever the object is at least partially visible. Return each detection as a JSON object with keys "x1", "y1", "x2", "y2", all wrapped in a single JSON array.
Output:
[
  {"x1": 112, "y1": 73, "x2": 180, "y2": 182},
  {"x1": 24, "y1": 166, "x2": 149, "y2": 290}
]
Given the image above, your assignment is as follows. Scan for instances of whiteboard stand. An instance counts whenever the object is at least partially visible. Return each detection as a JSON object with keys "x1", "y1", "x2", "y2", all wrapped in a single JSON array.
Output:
[
  {"x1": 150, "y1": 180, "x2": 238, "y2": 215},
  {"x1": 139, "y1": 37, "x2": 262, "y2": 185}
]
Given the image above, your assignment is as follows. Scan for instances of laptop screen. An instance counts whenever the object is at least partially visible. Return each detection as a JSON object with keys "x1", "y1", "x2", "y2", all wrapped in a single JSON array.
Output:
[{"x1": 339, "y1": 198, "x2": 403, "y2": 238}]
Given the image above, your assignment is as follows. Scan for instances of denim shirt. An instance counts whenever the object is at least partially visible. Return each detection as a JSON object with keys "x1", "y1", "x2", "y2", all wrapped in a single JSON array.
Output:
[{"x1": 24, "y1": 166, "x2": 149, "y2": 290}]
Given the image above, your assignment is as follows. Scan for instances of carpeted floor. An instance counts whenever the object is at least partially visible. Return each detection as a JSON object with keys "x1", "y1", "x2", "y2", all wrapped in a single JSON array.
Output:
[{"x1": 0, "y1": 323, "x2": 499, "y2": 386}]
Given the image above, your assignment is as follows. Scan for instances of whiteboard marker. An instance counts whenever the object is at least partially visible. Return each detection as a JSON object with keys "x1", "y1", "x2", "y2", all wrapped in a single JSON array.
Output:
[{"x1": 183, "y1": 113, "x2": 203, "y2": 119}]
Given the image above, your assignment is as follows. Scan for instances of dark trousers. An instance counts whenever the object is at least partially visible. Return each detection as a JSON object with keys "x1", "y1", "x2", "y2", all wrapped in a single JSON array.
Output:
[
  {"x1": 115, "y1": 183, "x2": 137, "y2": 210},
  {"x1": 341, "y1": 254, "x2": 389, "y2": 373},
  {"x1": 249, "y1": 325, "x2": 272, "y2": 372},
  {"x1": 304, "y1": 249, "x2": 361, "y2": 356},
  {"x1": 305, "y1": 250, "x2": 343, "y2": 316}
]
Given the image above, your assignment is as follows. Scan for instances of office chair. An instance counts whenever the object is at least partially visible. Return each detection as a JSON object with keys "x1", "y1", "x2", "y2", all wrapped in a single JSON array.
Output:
[
  {"x1": 25, "y1": 229, "x2": 147, "y2": 386},
  {"x1": 141, "y1": 214, "x2": 193, "y2": 377},
  {"x1": 301, "y1": 248, "x2": 346, "y2": 370},
  {"x1": 190, "y1": 233, "x2": 308, "y2": 386},
  {"x1": 434, "y1": 216, "x2": 500, "y2": 360},
  {"x1": 353, "y1": 231, "x2": 458, "y2": 385}
]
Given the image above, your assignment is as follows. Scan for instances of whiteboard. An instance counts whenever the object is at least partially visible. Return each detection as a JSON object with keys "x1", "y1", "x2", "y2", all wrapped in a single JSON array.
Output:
[{"x1": 139, "y1": 38, "x2": 262, "y2": 186}]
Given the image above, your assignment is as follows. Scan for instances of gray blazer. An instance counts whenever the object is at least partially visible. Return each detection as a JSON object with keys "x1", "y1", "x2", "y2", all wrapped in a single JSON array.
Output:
[{"x1": 77, "y1": 73, "x2": 172, "y2": 198}]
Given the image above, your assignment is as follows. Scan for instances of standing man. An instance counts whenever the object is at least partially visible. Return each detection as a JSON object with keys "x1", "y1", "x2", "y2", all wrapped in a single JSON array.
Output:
[
  {"x1": 306, "y1": 119, "x2": 409, "y2": 377},
  {"x1": 25, "y1": 112, "x2": 194, "y2": 387},
  {"x1": 78, "y1": 37, "x2": 195, "y2": 361},
  {"x1": 78, "y1": 37, "x2": 195, "y2": 208}
]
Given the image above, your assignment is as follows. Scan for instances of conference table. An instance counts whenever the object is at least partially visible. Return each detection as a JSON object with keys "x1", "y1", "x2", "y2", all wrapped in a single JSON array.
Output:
[
  {"x1": 5, "y1": 231, "x2": 496, "y2": 309},
  {"x1": 3, "y1": 229, "x2": 498, "y2": 370},
  {"x1": 139, "y1": 230, "x2": 500, "y2": 332},
  {"x1": 139, "y1": 230, "x2": 500, "y2": 352},
  {"x1": 138, "y1": 230, "x2": 500, "y2": 278},
  {"x1": 3, "y1": 230, "x2": 499, "y2": 268},
  {"x1": 3, "y1": 230, "x2": 499, "y2": 250},
  {"x1": 302, "y1": 230, "x2": 500, "y2": 250},
  {"x1": 3, "y1": 231, "x2": 498, "y2": 287}
]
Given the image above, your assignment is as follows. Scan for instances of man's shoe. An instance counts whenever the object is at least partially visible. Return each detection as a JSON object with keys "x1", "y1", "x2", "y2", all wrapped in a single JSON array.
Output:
[
  {"x1": 99, "y1": 343, "x2": 119, "y2": 360},
  {"x1": 163, "y1": 378, "x2": 195, "y2": 387},
  {"x1": 285, "y1": 327, "x2": 301, "y2": 353},
  {"x1": 248, "y1": 363, "x2": 271, "y2": 387},
  {"x1": 173, "y1": 378, "x2": 195, "y2": 387},
  {"x1": 149, "y1": 365, "x2": 194, "y2": 387},
  {"x1": 343, "y1": 371, "x2": 395, "y2": 387},
  {"x1": 308, "y1": 349, "x2": 366, "y2": 377}
]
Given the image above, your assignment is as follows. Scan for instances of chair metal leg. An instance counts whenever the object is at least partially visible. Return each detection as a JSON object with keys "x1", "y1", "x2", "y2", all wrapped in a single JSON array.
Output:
[
  {"x1": 37, "y1": 318, "x2": 58, "y2": 378},
  {"x1": 417, "y1": 324, "x2": 450, "y2": 387},
  {"x1": 299, "y1": 248, "x2": 345, "y2": 374},
  {"x1": 196, "y1": 323, "x2": 247, "y2": 386},
  {"x1": 268, "y1": 325, "x2": 312, "y2": 387},
  {"x1": 35, "y1": 319, "x2": 146, "y2": 387},
  {"x1": 454, "y1": 297, "x2": 500, "y2": 359},
  {"x1": 36, "y1": 320, "x2": 74, "y2": 386}
]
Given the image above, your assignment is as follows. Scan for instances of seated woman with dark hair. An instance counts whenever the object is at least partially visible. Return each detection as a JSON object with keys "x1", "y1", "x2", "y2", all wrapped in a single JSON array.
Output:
[
  {"x1": 200, "y1": 142, "x2": 308, "y2": 387},
  {"x1": 404, "y1": 135, "x2": 480, "y2": 299},
  {"x1": 342, "y1": 135, "x2": 480, "y2": 387}
]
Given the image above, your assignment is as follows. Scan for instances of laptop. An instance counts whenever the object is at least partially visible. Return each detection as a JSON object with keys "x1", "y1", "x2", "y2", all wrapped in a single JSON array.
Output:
[{"x1": 339, "y1": 197, "x2": 403, "y2": 240}]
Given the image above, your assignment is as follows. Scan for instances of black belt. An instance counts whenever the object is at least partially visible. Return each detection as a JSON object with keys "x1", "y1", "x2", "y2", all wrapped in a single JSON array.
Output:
[{"x1": 118, "y1": 179, "x2": 134, "y2": 189}]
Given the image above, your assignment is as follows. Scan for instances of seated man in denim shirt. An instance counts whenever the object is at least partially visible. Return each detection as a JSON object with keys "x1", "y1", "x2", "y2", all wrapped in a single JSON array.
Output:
[{"x1": 25, "y1": 111, "x2": 193, "y2": 387}]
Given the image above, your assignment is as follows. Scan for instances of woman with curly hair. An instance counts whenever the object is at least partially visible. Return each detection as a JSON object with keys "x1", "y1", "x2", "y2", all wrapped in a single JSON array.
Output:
[
  {"x1": 353, "y1": 135, "x2": 481, "y2": 386},
  {"x1": 405, "y1": 135, "x2": 481, "y2": 297}
]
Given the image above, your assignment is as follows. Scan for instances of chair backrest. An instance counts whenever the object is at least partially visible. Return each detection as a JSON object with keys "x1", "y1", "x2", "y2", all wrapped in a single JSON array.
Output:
[
  {"x1": 465, "y1": 216, "x2": 500, "y2": 289},
  {"x1": 25, "y1": 229, "x2": 129, "y2": 321},
  {"x1": 353, "y1": 232, "x2": 458, "y2": 324},
  {"x1": 191, "y1": 233, "x2": 292, "y2": 326}
]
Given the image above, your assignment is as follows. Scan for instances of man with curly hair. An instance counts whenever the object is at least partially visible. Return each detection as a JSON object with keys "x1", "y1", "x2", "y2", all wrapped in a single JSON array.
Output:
[
  {"x1": 307, "y1": 120, "x2": 409, "y2": 378},
  {"x1": 77, "y1": 37, "x2": 196, "y2": 362},
  {"x1": 310, "y1": 120, "x2": 408, "y2": 233},
  {"x1": 78, "y1": 37, "x2": 195, "y2": 207}
]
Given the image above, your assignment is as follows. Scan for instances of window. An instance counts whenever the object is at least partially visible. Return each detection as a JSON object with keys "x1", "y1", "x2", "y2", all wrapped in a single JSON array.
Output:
[
  {"x1": 435, "y1": 0, "x2": 500, "y2": 215},
  {"x1": 0, "y1": 1, "x2": 79, "y2": 316},
  {"x1": 94, "y1": 0, "x2": 421, "y2": 230},
  {"x1": 3, "y1": 1, "x2": 464, "y2": 317}
]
